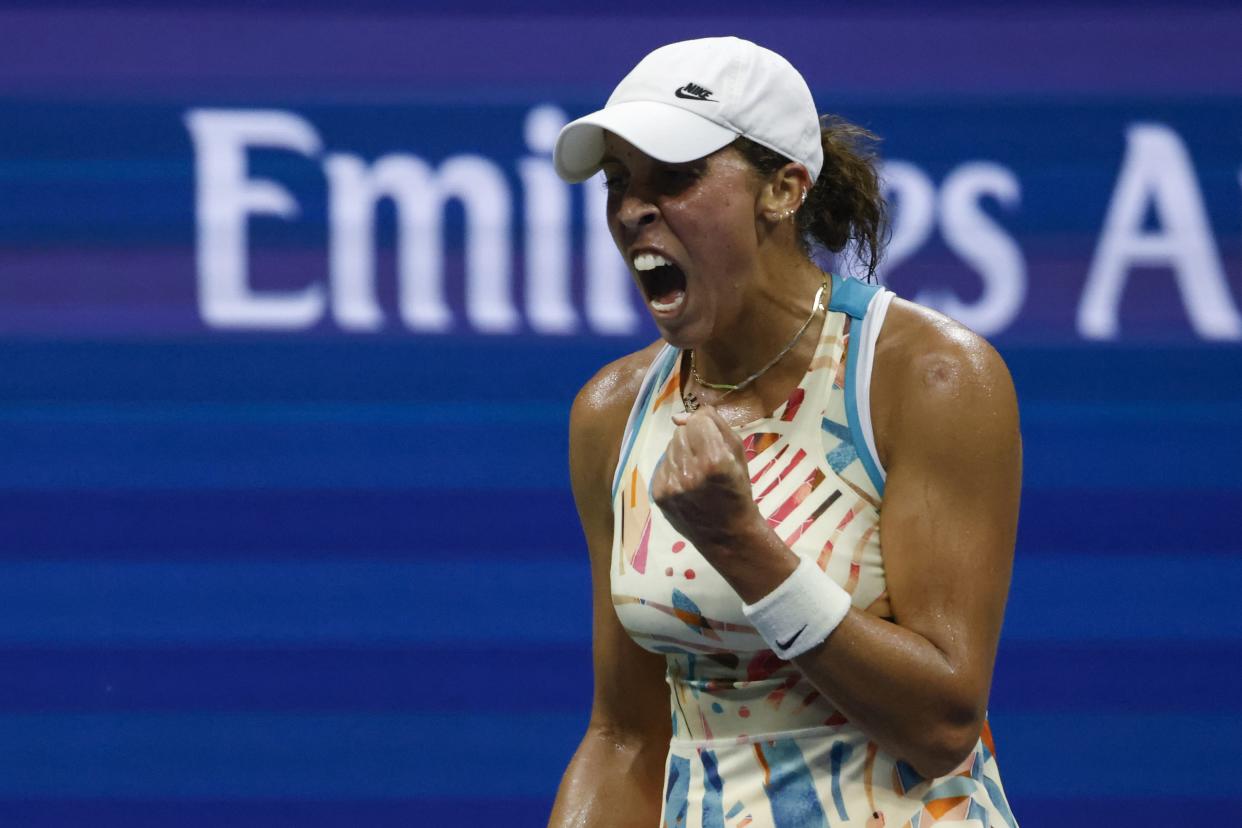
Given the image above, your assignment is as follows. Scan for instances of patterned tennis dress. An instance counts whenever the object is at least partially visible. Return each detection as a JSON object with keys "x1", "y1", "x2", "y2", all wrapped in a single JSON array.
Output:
[{"x1": 610, "y1": 274, "x2": 1019, "y2": 828}]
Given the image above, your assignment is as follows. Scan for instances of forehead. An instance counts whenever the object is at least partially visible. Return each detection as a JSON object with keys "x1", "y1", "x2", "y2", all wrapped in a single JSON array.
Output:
[
  {"x1": 599, "y1": 131, "x2": 752, "y2": 177},
  {"x1": 599, "y1": 132, "x2": 665, "y2": 168}
]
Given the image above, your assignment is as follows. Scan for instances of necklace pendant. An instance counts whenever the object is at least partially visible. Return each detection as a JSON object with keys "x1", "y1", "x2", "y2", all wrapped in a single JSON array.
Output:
[{"x1": 683, "y1": 392, "x2": 700, "y2": 413}]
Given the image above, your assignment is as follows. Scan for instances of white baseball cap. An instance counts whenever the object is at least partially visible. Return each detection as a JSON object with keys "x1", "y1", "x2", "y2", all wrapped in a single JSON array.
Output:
[{"x1": 554, "y1": 36, "x2": 823, "y2": 184}]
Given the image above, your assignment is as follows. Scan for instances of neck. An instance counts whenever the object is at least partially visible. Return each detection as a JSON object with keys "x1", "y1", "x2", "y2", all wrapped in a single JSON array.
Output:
[{"x1": 692, "y1": 258, "x2": 828, "y2": 387}]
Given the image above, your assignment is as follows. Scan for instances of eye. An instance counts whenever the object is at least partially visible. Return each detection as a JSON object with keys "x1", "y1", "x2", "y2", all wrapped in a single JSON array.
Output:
[
  {"x1": 656, "y1": 164, "x2": 701, "y2": 192},
  {"x1": 602, "y1": 172, "x2": 628, "y2": 194}
]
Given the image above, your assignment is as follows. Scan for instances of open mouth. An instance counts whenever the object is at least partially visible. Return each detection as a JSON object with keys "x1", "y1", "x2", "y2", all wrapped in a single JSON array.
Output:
[{"x1": 634, "y1": 253, "x2": 688, "y2": 314}]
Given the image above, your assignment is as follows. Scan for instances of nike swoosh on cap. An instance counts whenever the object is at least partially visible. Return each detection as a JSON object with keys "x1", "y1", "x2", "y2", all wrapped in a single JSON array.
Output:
[{"x1": 674, "y1": 83, "x2": 714, "y2": 101}]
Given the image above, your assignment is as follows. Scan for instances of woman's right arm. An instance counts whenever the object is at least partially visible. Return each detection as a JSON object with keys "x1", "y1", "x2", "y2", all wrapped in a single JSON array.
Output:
[{"x1": 547, "y1": 350, "x2": 673, "y2": 828}]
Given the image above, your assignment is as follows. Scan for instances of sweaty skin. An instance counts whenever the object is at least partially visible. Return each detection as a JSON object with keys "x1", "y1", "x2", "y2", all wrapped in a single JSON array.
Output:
[{"x1": 547, "y1": 137, "x2": 1020, "y2": 827}]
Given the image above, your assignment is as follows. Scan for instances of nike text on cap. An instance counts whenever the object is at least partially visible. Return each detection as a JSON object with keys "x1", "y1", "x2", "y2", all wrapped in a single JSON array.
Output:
[{"x1": 553, "y1": 36, "x2": 824, "y2": 184}]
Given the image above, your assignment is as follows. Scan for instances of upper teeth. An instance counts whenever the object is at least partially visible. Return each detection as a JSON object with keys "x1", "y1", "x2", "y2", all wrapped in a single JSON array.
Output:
[{"x1": 633, "y1": 252, "x2": 671, "y2": 272}]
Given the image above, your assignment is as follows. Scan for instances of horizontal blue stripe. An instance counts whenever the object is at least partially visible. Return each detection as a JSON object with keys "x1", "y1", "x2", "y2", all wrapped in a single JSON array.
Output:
[
  {"x1": 0, "y1": 641, "x2": 1236, "y2": 714},
  {"x1": 1007, "y1": 798, "x2": 1242, "y2": 827},
  {"x1": 0, "y1": 416, "x2": 571, "y2": 489},
  {"x1": 0, "y1": 712, "x2": 582, "y2": 797},
  {"x1": 0, "y1": 554, "x2": 1237, "y2": 645},
  {"x1": 0, "y1": 401, "x2": 568, "y2": 426},
  {"x1": 0, "y1": 159, "x2": 191, "y2": 180},
  {"x1": 1016, "y1": 489, "x2": 1242, "y2": 555},
  {"x1": 0, "y1": 340, "x2": 623, "y2": 404},
  {"x1": 0, "y1": 342, "x2": 1237, "y2": 489},
  {"x1": 1019, "y1": 420, "x2": 1242, "y2": 489},
  {"x1": 0, "y1": 710, "x2": 1234, "y2": 798},
  {"x1": 991, "y1": 642, "x2": 1242, "y2": 713},
  {"x1": 0, "y1": 488, "x2": 1231, "y2": 560},
  {"x1": 991, "y1": 711, "x2": 1242, "y2": 797},
  {"x1": 0, "y1": 561, "x2": 591, "y2": 645},
  {"x1": 0, "y1": 799, "x2": 553, "y2": 828},
  {"x1": 0, "y1": 407, "x2": 1237, "y2": 489},
  {"x1": 1001, "y1": 344, "x2": 1242, "y2": 404},
  {"x1": 0, "y1": 489, "x2": 583, "y2": 560},
  {"x1": 1, "y1": 341, "x2": 1238, "y2": 405},
  {"x1": 0, "y1": 646, "x2": 592, "y2": 712},
  {"x1": 0, "y1": 399, "x2": 1237, "y2": 428},
  {"x1": 0, "y1": 797, "x2": 1236, "y2": 828},
  {"x1": 1003, "y1": 553, "x2": 1242, "y2": 643},
  {"x1": 1021, "y1": 400, "x2": 1242, "y2": 426}
]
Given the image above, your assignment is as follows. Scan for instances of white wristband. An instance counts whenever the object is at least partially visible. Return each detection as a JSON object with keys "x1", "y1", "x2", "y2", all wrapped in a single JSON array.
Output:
[{"x1": 741, "y1": 556, "x2": 852, "y2": 660}]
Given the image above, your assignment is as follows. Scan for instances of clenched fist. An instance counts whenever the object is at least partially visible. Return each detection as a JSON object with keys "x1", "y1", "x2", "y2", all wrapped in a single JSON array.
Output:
[{"x1": 651, "y1": 404, "x2": 766, "y2": 557}]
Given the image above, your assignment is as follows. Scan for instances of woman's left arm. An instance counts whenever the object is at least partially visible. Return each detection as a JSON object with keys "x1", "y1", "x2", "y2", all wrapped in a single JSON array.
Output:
[{"x1": 655, "y1": 312, "x2": 1021, "y2": 780}]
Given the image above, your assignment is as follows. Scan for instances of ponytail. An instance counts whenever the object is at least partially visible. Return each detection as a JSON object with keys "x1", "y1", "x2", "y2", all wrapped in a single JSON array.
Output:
[{"x1": 734, "y1": 114, "x2": 888, "y2": 282}]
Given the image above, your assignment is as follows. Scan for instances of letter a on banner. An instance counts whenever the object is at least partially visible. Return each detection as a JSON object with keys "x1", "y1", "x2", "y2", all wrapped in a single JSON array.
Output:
[{"x1": 1079, "y1": 123, "x2": 1242, "y2": 341}]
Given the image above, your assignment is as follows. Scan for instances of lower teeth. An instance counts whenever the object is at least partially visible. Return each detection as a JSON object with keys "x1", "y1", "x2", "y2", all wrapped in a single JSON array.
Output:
[{"x1": 651, "y1": 293, "x2": 685, "y2": 312}]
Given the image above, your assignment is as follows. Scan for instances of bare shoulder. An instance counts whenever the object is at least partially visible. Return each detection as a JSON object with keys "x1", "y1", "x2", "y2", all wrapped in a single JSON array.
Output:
[
  {"x1": 875, "y1": 298, "x2": 1014, "y2": 392},
  {"x1": 871, "y1": 298, "x2": 1019, "y2": 470},
  {"x1": 570, "y1": 339, "x2": 668, "y2": 443},
  {"x1": 569, "y1": 339, "x2": 670, "y2": 500}
]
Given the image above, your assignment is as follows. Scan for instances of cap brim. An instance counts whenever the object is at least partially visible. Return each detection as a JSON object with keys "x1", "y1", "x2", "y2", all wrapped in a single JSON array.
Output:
[{"x1": 553, "y1": 100, "x2": 739, "y2": 183}]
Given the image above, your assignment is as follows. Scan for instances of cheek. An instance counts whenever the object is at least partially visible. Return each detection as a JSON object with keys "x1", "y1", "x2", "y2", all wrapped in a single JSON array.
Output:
[{"x1": 671, "y1": 190, "x2": 755, "y2": 262}]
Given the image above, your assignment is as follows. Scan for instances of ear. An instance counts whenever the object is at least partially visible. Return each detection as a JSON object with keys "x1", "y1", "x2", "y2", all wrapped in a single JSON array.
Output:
[{"x1": 758, "y1": 162, "x2": 813, "y2": 225}]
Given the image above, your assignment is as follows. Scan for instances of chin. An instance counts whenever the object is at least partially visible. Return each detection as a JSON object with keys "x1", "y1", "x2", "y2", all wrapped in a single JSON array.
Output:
[{"x1": 651, "y1": 313, "x2": 709, "y2": 349}]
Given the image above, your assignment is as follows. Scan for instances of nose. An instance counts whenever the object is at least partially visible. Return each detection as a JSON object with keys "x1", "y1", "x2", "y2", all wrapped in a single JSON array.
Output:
[{"x1": 617, "y1": 193, "x2": 659, "y2": 235}]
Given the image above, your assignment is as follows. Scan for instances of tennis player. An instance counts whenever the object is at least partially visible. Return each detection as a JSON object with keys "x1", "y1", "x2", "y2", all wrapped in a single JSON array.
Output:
[{"x1": 548, "y1": 37, "x2": 1021, "y2": 828}]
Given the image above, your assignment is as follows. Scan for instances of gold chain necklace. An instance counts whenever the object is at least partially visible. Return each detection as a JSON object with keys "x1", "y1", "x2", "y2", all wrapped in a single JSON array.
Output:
[{"x1": 682, "y1": 276, "x2": 828, "y2": 413}]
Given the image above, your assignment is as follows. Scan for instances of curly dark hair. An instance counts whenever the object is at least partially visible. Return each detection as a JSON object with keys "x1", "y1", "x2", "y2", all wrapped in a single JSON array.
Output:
[{"x1": 733, "y1": 114, "x2": 887, "y2": 283}]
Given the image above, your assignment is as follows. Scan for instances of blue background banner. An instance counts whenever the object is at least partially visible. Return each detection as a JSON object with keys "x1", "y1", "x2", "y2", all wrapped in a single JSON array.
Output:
[
  {"x1": 2, "y1": 3, "x2": 1240, "y2": 826},
  {"x1": 3, "y1": 98, "x2": 1241, "y2": 341}
]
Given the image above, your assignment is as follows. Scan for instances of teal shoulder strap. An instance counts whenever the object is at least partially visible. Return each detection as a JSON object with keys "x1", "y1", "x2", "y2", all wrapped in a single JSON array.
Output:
[
  {"x1": 827, "y1": 272, "x2": 887, "y2": 496},
  {"x1": 827, "y1": 271, "x2": 882, "y2": 320}
]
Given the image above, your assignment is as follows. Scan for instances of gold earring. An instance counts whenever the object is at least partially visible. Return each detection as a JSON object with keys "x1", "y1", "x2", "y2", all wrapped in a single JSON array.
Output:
[{"x1": 780, "y1": 190, "x2": 806, "y2": 221}]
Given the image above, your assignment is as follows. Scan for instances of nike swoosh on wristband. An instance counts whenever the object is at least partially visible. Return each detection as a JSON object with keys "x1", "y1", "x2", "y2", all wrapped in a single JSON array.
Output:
[{"x1": 776, "y1": 624, "x2": 807, "y2": 652}]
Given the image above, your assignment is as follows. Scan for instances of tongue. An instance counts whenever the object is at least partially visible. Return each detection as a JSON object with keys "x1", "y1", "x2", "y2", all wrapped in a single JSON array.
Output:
[{"x1": 651, "y1": 287, "x2": 685, "y2": 307}]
